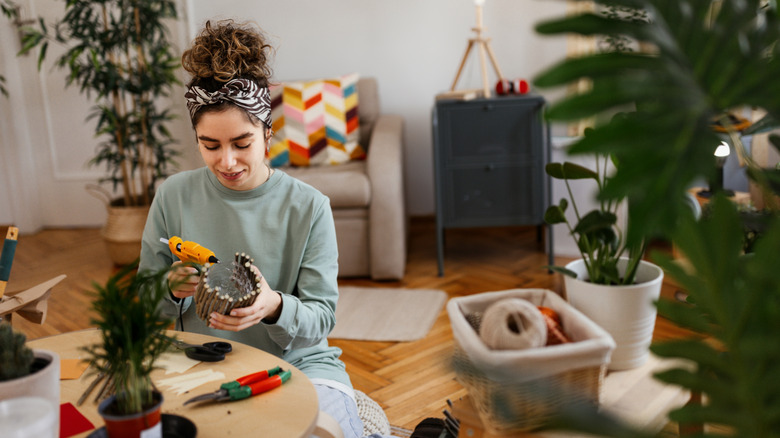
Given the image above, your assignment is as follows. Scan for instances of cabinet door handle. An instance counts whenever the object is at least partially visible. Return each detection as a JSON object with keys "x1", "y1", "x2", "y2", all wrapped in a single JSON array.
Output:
[
  {"x1": 485, "y1": 163, "x2": 495, "y2": 171},
  {"x1": 483, "y1": 104, "x2": 494, "y2": 111}
]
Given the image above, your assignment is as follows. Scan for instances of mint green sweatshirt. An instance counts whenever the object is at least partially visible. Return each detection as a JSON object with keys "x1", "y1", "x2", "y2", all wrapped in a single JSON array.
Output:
[{"x1": 139, "y1": 167, "x2": 350, "y2": 388}]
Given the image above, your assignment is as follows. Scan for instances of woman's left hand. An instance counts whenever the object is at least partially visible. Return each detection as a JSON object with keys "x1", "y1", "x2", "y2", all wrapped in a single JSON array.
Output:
[{"x1": 207, "y1": 265, "x2": 283, "y2": 331}]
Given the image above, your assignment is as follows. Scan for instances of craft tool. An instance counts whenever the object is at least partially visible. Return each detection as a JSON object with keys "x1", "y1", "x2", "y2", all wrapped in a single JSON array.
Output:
[
  {"x1": 161, "y1": 236, "x2": 220, "y2": 265},
  {"x1": 0, "y1": 226, "x2": 19, "y2": 299},
  {"x1": 183, "y1": 366, "x2": 291, "y2": 405},
  {"x1": 170, "y1": 339, "x2": 233, "y2": 362}
]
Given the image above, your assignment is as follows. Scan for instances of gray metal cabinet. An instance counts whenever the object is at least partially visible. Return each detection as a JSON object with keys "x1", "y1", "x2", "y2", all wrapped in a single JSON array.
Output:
[{"x1": 432, "y1": 94, "x2": 552, "y2": 276}]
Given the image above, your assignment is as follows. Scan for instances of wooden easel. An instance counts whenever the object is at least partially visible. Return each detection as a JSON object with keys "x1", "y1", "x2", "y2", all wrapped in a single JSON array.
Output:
[{"x1": 450, "y1": 2, "x2": 505, "y2": 99}]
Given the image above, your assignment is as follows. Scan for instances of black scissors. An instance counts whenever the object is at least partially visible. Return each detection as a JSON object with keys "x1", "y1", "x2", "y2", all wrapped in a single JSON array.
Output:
[{"x1": 171, "y1": 339, "x2": 233, "y2": 362}]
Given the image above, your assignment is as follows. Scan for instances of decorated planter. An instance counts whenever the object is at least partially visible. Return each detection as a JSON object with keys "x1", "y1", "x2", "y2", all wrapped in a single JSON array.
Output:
[
  {"x1": 97, "y1": 391, "x2": 164, "y2": 438},
  {"x1": 564, "y1": 258, "x2": 664, "y2": 371}
]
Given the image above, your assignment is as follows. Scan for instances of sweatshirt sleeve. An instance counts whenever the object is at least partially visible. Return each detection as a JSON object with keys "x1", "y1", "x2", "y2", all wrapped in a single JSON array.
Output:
[
  {"x1": 138, "y1": 186, "x2": 189, "y2": 319},
  {"x1": 264, "y1": 196, "x2": 340, "y2": 350}
]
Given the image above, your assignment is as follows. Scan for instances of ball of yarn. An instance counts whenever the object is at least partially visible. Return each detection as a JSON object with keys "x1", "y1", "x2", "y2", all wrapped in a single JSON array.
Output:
[{"x1": 479, "y1": 298, "x2": 547, "y2": 350}]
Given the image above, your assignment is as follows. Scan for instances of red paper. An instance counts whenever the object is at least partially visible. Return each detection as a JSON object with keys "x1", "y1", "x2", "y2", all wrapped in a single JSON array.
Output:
[{"x1": 60, "y1": 402, "x2": 95, "y2": 438}]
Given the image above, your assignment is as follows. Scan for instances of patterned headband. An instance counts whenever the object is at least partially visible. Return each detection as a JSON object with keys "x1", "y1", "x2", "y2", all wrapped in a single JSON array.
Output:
[{"x1": 185, "y1": 78, "x2": 272, "y2": 128}]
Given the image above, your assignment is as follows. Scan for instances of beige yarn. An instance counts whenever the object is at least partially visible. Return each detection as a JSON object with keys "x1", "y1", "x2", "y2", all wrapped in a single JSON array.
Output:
[
  {"x1": 355, "y1": 390, "x2": 391, "y2": 436},
  {"x1": 479, "y1": 298, "x2": 547, "y2": 350}
]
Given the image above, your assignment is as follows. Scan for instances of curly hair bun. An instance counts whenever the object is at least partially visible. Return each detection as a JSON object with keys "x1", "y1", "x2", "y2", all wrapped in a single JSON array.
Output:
[{"x1": 182, "y1": 19, "x2": 273, "y2": 89}]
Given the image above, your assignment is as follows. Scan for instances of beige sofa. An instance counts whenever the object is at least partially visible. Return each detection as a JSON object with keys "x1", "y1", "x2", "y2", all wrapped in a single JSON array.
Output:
[{"x1": 283, "y1": 77, "x2": 407, "y2": 280}]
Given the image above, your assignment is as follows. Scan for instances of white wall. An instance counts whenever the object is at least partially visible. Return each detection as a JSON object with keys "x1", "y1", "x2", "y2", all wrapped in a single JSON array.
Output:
[
  {"x1": 1, "y1": 0, "x2": 570, "y2": 230},
  {"x1": 183, "y1": 0, "x2": 570, "y2": 216}
]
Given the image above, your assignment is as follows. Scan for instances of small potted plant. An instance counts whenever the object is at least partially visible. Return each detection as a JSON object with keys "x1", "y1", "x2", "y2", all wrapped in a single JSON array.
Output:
[
  {"x1": 0, "y1": 323, "x2": 61, "y2": 429},
  {"x1": 82, "y1": 261, "x2": 178, "y2": 437},
  {"x1": 543, "y1": 125, "x2": 664, "y2": 371}
]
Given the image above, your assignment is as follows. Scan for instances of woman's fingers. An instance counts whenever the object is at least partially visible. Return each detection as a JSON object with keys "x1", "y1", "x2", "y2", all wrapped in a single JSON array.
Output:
[{"x1": 169, "y1": 261, "x2": 199, "y2": 298}]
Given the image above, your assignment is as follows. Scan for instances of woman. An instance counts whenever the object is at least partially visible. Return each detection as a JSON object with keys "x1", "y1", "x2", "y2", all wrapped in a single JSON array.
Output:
[{"x1": 139, "y1": 19, "x2": 379, "y2": 438}]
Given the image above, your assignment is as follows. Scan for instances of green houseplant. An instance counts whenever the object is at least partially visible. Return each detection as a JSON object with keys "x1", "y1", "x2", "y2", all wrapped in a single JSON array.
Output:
[
  {"x1": 83, "y1": 261, "x2": 177, "y2": 435},
  {"x1": 0, "y1": 323, "x2": 34, "y2": 381},
  {"x1": 544, "y1": 144, "x2": 646, "y2": 286},
  {"x1": 18, "y1": 0, "x2": 180, "y2": 265},
  {"x1": 544, "y1": 141, "x2": 664, "y2": 371},
  {"x1": 534, "y1": 0, "x2": 780, "y2": 435}
]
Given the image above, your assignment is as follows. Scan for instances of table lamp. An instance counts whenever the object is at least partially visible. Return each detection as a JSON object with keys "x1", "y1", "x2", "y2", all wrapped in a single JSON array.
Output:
[
  {"x1": 449, "y1": 0, "x2": 505, "y2": 98},
  {"x1": 698, "y1": 141, "x2": 734, "y2": 198}
]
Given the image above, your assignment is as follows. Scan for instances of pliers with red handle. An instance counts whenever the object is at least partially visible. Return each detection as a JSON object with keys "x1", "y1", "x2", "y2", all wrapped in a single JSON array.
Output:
[{"x1": 183, "y1": 366, "x2": 291, "y2": 405}]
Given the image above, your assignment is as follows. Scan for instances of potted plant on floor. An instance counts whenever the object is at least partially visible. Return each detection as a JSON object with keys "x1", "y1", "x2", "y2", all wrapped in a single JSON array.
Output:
[
  {"x1": 82, "y1": 261, "x2": 181, "y2": 437},
  {"x1": 534, "y1": 0, "x2": 780, "y2": 435},
  {"x1": 0, "y1": 323, "x2": 61, "y2": 431},
  {"x1": 543, "y1": 140, "x2": 664, "y2": 370},
  {"x1": 18, "y1": 0, "x2": 180, "y2": 265}
]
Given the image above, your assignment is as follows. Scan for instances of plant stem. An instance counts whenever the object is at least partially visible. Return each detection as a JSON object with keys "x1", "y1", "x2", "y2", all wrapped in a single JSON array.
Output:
[
  {"x1": 133, "y1": 2, "x2": 150, "y2": 205},
  {"x1": 103, "y1": 4, "x2": 133, "y2": 206}
]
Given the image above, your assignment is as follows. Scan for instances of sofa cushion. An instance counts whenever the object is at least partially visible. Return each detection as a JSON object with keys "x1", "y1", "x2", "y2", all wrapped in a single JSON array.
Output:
[
  {"x1": 282, "y1": 161, "x2": 371, "y2": 209},
  {"x1": 269, "y1": 73, "x2": 365, "y2": 167}
]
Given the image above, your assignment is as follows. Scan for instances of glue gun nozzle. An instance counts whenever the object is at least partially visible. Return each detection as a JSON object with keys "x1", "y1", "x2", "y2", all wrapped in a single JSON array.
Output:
[{"x1": 208, "y1": 255, "x2": 220, "y2": 264}]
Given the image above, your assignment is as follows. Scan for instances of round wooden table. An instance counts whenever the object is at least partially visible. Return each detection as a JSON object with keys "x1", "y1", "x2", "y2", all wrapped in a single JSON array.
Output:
[{"x1": 28, "y1": 329, "x2": 320, "y2": 438}]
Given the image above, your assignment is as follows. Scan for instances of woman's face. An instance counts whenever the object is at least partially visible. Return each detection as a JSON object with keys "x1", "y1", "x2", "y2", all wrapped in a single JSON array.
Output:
[{"x1": 196, "y1": 106, "x2": 269, "y2": 191}]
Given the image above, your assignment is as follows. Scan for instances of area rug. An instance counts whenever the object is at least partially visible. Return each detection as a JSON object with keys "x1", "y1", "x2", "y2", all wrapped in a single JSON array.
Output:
[{"x1": 329, "y1": 287, "x2": 448, "y2": 342}]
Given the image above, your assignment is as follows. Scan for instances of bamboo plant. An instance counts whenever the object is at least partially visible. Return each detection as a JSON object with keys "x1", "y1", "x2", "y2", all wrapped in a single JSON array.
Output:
[
  {"x1": 18, "y1": 0, "x2": 180, "y2": 206},
  {"x1": 534, "y1": 0, "x2": 780, "y2": 435},
  {"x1": 82, "y1": 261, "x2": 176, "y2": 415}
]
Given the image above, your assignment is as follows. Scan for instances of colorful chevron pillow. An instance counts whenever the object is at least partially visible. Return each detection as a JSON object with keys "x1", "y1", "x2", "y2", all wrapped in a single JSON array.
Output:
[{"x1": 268, "y1": 73, "x2": 365, "y2": 167}]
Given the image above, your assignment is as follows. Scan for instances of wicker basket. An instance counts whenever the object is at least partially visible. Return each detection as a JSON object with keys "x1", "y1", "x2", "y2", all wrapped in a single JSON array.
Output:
[
  {"x1": 447, "y1": 289, "x2": 615, "y2": 434},
  {"x1": 101, "y1": 204, "x2": 150, "y2": 266}
]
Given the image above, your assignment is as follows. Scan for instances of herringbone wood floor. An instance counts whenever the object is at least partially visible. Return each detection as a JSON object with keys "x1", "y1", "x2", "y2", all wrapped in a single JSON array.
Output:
[{"x1": 3, "y1": 219, "x2": 695, "y2": 432}]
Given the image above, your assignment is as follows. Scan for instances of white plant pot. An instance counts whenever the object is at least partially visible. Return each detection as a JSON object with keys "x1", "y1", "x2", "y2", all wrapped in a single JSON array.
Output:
[
  {"x1": 563, "y1": 258, "x2": 663, "y2": 371},
  {"x1": 0, "y1": 350, "x2": 60, "y2": 432}
]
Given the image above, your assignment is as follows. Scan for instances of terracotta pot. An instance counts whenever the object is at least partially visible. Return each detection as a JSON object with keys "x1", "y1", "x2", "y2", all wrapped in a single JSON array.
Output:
[
  {"x1": 0, "y1": 350, "x2": 60, "y2": 432},
  {"x1": 98, "y1": 391, "x2": 163, "y2": 438},
  {"x1": 563, "y1": 258, "x2": 663, "y2": 371}
]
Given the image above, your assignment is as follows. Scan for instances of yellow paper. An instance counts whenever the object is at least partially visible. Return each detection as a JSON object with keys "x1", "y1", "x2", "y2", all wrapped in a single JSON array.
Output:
[{"x1": 60, "y1": 359, "x2": 89, "y2": 380}]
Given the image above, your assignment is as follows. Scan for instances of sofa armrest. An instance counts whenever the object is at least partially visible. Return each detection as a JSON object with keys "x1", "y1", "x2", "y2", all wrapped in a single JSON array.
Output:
[{"x1": 366, "y1": 114, "x2": 407, "y2": 280}]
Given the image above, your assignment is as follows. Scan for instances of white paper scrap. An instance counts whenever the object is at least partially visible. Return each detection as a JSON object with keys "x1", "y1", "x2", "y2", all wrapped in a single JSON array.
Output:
[
  {"x1": 157, "y1": 352, "x2": 201, "y2": 374},
  {"x1": 157, "y1": 370, "x2": 226, "y2": 395}
]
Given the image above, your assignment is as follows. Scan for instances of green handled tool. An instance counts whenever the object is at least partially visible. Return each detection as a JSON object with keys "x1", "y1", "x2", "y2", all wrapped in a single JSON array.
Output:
[
  {"x1": 183, "y1": 366, "x2": 291, "y2": 405},
  {"x1": 0, "y1": 227, "x2": 19, "y2": 299}
]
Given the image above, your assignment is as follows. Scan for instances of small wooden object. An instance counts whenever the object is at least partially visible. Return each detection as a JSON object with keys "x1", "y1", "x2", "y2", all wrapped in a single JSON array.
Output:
[
  {"x1": 194, "y1": 252, "x2": 261, "y2": 324},
  {"x1": 450, "y1": 1, "x2": 505, "y2": 98}
]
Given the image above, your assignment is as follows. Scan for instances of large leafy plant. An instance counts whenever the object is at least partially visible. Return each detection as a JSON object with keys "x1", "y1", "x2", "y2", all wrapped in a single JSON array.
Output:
[
  {"x1": 82, "y1": 261, "x2": 176, "y2": 415},
  {"x1": 19, "y1": 0, "x2": 180, "y2": 207},
  {"x1": 534, "y1": 0, "x2": 780, "y2": 436}
]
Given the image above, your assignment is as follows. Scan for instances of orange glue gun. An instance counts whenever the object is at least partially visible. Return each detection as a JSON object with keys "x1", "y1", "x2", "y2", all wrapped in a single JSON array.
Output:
[{"x1": 160, "y1": 236, "x2": 220, "y2": 265}]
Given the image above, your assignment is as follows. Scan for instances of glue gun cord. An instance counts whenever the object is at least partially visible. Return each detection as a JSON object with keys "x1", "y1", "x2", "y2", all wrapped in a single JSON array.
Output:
[{"x1": 179, "y1": 298, "x2": 185, "y2": 332}]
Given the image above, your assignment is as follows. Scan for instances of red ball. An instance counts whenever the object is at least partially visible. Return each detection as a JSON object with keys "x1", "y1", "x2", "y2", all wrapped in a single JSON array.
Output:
[
  {"x1": 495, "y1": 79, "x2": 512, "y2": 95},
  {"x1": 495, "y1": 78, "x2": 530, "y2": 95},
  {"x1": 516, "y1": 79, "x2": 529, "y2": 94}
]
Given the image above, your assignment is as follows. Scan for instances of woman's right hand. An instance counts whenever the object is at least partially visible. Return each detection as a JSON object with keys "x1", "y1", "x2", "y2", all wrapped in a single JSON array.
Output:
[{"x1": 168, "y1": 261, "x2": 199, "y2": 298}]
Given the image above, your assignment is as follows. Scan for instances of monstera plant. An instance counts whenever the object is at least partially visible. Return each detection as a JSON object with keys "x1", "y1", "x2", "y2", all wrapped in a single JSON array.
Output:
[{"x1": 534, "y1": 0, "x2": 780, "y2": 436}]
